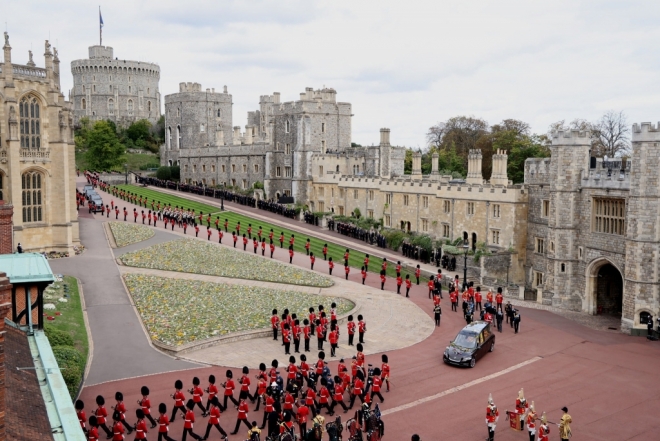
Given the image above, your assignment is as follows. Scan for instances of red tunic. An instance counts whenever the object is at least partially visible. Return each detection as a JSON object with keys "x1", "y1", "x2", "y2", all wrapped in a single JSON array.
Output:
[
  {"x1": 88, "y1": 427, "x2": 99, "y2": 441},
  {"x1": 318, "y1": 387, "x2": 330, "y2": 404},
  {"x1": 112, "y1": 421, "x2": 125, "y2": 441},
  {"x1": 305, "y1": 389, "x2": 317, "y2": 406},
  {"x1": 237, "y1": 401, "x2": 249, "y2": 419},
  {"x1": 283, "y1": 392, "x2": 295, "y2": 410},
  {"x1": 415, "y1": 268, "x2": 421, "y2": 278},
  {"x1": 372, "y1": 376, "x2": 382, "y2": 393},
  {"x1": 287, "y1": 363, "x2": 298, "y2": 380},
  {"x1": 208, "y1": 383, "x2": 218, "y2": 400},
  {"x1": 329, "y1": 330, "x2": 338, "y2": 344},
  {"x1": 224, "y1": 379, "x2": 235, "y2": 396},
  {"x1": 184, "y1": 410, "x2": 195, "y2": 429},
  {"x1": 174, "y1": 390, "x2": 185, "y2": 407},
  {"x1": 361, "y1": 269, "x2": 367, "y2": 279},
  {"x1": 139, "y1": 396, "x2": 152, "y2": 415},
  {"x1": 271, "y1": 315, "x2": 280, "y2": 329},
  {"x1": 265, "y1": 396, "x2": 275, "y2": 412},
  {"x1": 496, "y1": 293, "x2": 504, "y2": 304},
  {"x1": 333, "y1": 384, "x2": 345, "y2": 401},
  {"x1": 297, "y1": 404, "x2": 309, "y2": 424},
  {"x1": 380, "y1": 274, "x2": 386, "y2": 284},
  {"x1": 77, "y1": 409, "x2": 86, "y2": 429},
  {"x1": 209, "y1": 406, "x2": 221, "y2": 425},
  {"x1": 406, "y1": 279, "x2": 412, "y2": 289},
  {"x1": 134, "y1": 419, "x2": 148, "y2": 440},
  {"x1": 396, "y1": 276, "x2": 402, "y2": 286},
  {"x1": 192, "y1": 386, "x2": 204, "y2": 403},
  {"x1": 347, "y1": 322, "x2": 356, "y2": 335},
  {"x1": 381, "y1": 363, "x2": 390, "y2": 379},
  {"x1": 95, "y1": 405, "x2": 108, "y2": 425}
]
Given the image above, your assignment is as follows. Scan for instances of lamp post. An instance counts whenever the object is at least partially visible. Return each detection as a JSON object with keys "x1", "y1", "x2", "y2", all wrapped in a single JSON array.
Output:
[
  {"x1": 220, "y1": 184, "x2": 225, "y2": 211},
  {"x1": 124, "y1": 163, "x2": 128, "y2": 185},
  {"x1": 462, "y1": 239, "x2": 469, "y2": 290}
]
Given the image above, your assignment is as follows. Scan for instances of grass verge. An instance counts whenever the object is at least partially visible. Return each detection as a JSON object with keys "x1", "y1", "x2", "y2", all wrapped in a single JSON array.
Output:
[{"x1": 114, "y1": 184, "x2": 413, "y2": 278}]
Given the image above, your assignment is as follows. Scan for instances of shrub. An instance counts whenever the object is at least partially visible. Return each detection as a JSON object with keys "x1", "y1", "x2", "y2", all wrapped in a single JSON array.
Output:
[
  {"x1": 60, "y1": 364, "x2": 82, "y2": 398},
  {"x1": 170, "y1": 166, "x2": 180, "y2": 180},
  {"x1": 156, "y1": 166, "x2": 172, "y2": 180},
  {"x1": 45, "y1": 326, "x2": 74, "y2": 347},
  {"x1": 253, "y1": 181, "x2": 264, "y2": 190},
  {"x1": 411, "y1": 234, "x2": 433, "y2": 252},
  {"x1": 52, "y1": 345, "x2": 85, "y2": 370},
  {"x1": 381, "y1": 229, "x2": 408, "y2": 251}
]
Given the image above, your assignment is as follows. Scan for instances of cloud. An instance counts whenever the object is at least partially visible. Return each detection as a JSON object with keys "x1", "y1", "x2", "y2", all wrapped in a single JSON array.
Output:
[{"x1": 4, "y1": 0, "x2": 660, "y2": 147}]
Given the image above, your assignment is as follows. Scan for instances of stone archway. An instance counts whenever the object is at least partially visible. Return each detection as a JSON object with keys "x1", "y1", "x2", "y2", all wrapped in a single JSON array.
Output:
[{"x1": 585, "y1": 258, "x2": 623, "y2": 316}]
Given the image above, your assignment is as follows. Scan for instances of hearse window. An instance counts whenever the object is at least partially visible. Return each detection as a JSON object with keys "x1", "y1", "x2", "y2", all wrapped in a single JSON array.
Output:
[{"x1": 454, "y1": 331, "x2": 478, "y2": 349}]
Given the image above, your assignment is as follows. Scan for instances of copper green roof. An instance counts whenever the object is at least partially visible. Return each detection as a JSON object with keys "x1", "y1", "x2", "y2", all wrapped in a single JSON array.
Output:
[{"x1": 0, "y1": 253, "x2": 55, "y2": 283}]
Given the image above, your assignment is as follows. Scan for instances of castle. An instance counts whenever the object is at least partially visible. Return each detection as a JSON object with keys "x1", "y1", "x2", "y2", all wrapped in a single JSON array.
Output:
[
  {"x1": 70, "y1": 45, "x2": 161, "y2": 126},
  {"x1": 160, "y1": 81, "x2": 660, "y2": 333},
  {"x1": 0, "y1": 33, "x2": 80, "y2": 253}
]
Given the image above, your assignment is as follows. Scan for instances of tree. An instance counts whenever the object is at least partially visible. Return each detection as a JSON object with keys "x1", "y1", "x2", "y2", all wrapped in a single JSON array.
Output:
[
  {"x1": 549, "y1": 111, "x2": 630, "y2": 158},
  {"x1": 404, "y1": 148, "x2": 413, "y2": 174},
  {"x1": 437, "y1": 146, "x2": 466, "y2": 177},
  {"x1": 170, "y1": 166, "x2": 180, "y2": 180},
  {"x1": 156, "y1": 166, "x2": 172, "y2": 180},
  {"x1": 593, "y1": 111, "x2": 630, "y2": 157},
  {"x1": 506, "y1": 135, "x2": 550, "y2": 184},
  {"x1": 85, "y1": 121, "x2": 126, "y2": 170},
  {"x1": 74, "y1": 117, "x2": 93, "y2": 151},
  {"x1": 426, "y1": 116, "x2": 489, "y2": 155},
  {"x1": 126, "y1": 119, "x2": 152, "y2": 143}
]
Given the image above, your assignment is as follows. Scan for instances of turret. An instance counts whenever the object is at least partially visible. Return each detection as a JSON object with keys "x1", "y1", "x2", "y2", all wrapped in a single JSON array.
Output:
[{"x1": 2, "y1": 32, "x2": 13, "y2": 83}]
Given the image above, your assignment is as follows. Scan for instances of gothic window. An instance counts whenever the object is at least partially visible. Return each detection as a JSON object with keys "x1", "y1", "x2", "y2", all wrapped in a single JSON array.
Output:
[
  {"x1": 19, "y1": 96, "x2": 41, "y2": 149},
  {"x1": 217, "y1": 109, "x2": 221, "y2": 118},
  {"x1": 285, "y1": 120, "x2": 290, "y2": 133},
  {"x1": 127, "y1": 99, "x2": 134, "y2": 115},
  {"x1": 592, "y1": 198, "x2": 625, "y2": 235},
  {"x1": 148, "y1": 101, "x2": 152, "y2": 112},
  {"x1": 21, "y1": 171, "x2": 43, "y2": 223},
  {"x1": 177, "y1": 125, "x2": 182, "y2": 149},
  {"x1": 167, "y1": 127, "x2": 172, "y2": 149},
  {"x1": 108, "y1": 99, "x2": 115, "y2": 115},
  {"x1": 81, "y1": 98, "x2": 86, "y2": 110}
]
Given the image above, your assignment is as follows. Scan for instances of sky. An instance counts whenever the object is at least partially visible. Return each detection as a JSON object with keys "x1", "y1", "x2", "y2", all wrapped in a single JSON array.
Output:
[{"x1": 3, "y1": 0, "x2": 660, "y2": 148}]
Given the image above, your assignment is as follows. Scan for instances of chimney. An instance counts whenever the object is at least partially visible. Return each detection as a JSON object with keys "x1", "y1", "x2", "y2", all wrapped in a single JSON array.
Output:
[
  {"x1": 431, "y1": 152, "x2": 439, "y2": 175},
  {"x1": 380, "y1": 128, "x2": 391, "y2": 146},
  {"x1": 411, "y1": 151, "x2": 422, "y2": 180},
  {"x1": 466, "y1": 149, "x2": 484, "y2": 185},
  {"x1": 244, "y1": 125, "x2": 253, "y2": 145},
  {"x1": 273, "y1": 92, "x2": 280, "y2": 104},
  {"x1": 223, "y1": 85, "x2": 228, "y2": 93},
  {"x1": 490, "y1": 148, "x2": 509, "y2": 186}
]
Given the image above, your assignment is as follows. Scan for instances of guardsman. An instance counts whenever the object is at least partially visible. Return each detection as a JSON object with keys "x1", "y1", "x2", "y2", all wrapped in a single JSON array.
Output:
[
  {"x1": 257, "y1": 226, "x2": 263, "y2": 240},
  {"x1": 486, "y1": 288, "x2": 494, "y2": 305},
  {"x1": 279, "y1": 232, "x2": 285, "y2": 248},
  {"x1": 207, "y1": 227, "x2": 212, "y2": 241},
  {"x1": 195, "y1": 224, "x2": 200, "y2": 237},
  {"x1": 381, "y1": 354, "x2": 391, "y2": 392},
  {"x1": 261, "y1": 238, "x2": 266, "y2": 256},
  {"x1": 310, "y1": 252, "x2": 316, "y2": 270},
  {"x1": 293, "y1": 319, "x2": 302, "y2": 353},
  {"x1": 88, "y1": 415, "x2": 100, "y2": 441},
  {"x1": 396, "y1": 274, "x2": 403, "y2": 294},
  {"x1": 405, "y1": 274, "x2": 412, "y2": 297},
  {"x1": 133, "y1": 208, "x2": 138, "y2": 223},
  {"x1": 134, "y1": 409, "x2": 148, "y2": 441},
  {"x1": 515, "y1": 388, "x2": 529, "y2": 431},
  {"x1": 316, "y1": 319, "x2": 325, "y2": 350},
  {"x1": 289, "y1": 234, "x2": 295, "y2": 247},
  {"x1": 323, "y1": 244, "x2": 328, "y2": 260},
  {"x1": 538, "y1": 412, "x2": 550, "y2": 441},
  {"x1": 428, "y1": 276, "x2": 435, "y2": 299},
  {"x1": 380, "y1": 270, "x2": 386, "y2": 290},
  {"x1": 224, "y1": 219, "x2": 229, "y2": 232},
  {"x1": 363, "y1": 254, "x2": 369, "y2": 271},
  {"x1": 270, "y1": 240, "x2": 275, "y2": 258},
  {"x1": 236, "y1": 221, "x2": 241, "y2": 235},
  {"x1": 396, "y1": 261, "x2": 401, "y2": 277},
  {"x1": 328, "y1": 257, "x2": 334, "y2": 275},
  {"x1": 171, "y1": 380, "x2": 187, "y2": 422},
  {"x1": 289, "y1": 245, "x2": 295, "y2": 264},
  {"x1": 232, "y1": 232, "x2": 237, "y2": 248},
  {"x1": 75, "y1": 399, "x2": 87, "y2": 434},
  {"x1": 253, "y1": 237, "x2": 258, "y2": 253},
  {"x1": 415, "y1": 264, "x2": 421, "y2": 285},
  {"x1": 348, "y1": 370, "x2": 365, "y2": 409},
  {"x1": 189, "y1": 377, "x2": 205, "y2": 414},
  {"x1": 308, "y1": 308, "x2": 317, "y2": 336},
  {"x1": 355, "y1": 343, "x2": 366, "y2": 377},
  {"x1": 361, "y1": 266, "x2": 367, "y2": 285},
  {"x1": 475, "y1": 287, "x2": 483, "y2": 311},
  {"x1": 317, "y1": 378, "x2": 332, "y2": 415},
  {"x1": 343, "y1": 249, "x2": 350, "y2": 266},
  {"x1": 95, "y1": 395, "x2": 112, "y2": 438},
  {"x1": 496, "y1": 287, "x2": 504, "y2": 312},
  {"x1": 247, "y1": 224, "x2": 252, "y2": 239},
  {"x1": 223, "y1": 370, "x2": 239, "y2": 410},
  {"x1": 344, "y1": 264, "x2": 350, "y2": 280},
  {"x1": 239, "y1": 366, "x2": 252, "y2": 402},
  {"x1": 124, "y1": 207, "x2": 128, "y2": 221},
  {"x1": 269, "y1": 228, "x2": 274, "y2": 243},
  {"x1": 203, "y1": 396, "x2": 228, "y2": 440},
  {"x1": 218, "y1": 229, "x2": 223, "y2": 244},
  {"x1": 525, "y1": 402, "x2": 537, "y2": 441},
  {"x1": 283, "y1": 323, "x2": 292, "y2": 354},
  {"x1": 243, "y1": 234, "x2": 248, "y2": 251},
  {"x1": 305, "y1": 238, "x2": 311, "y2": 255},
  {"x1": 114, "y1": 391, "x2": 133, "y2": 434},
  {"x1": 138, "y1": 386, "x2": 158, "y2": 428},
  {"x1": 329, "y1": 323, "x2": 339, "y2": 356},
  {"x1": 215, "y1": 217, "x2": 220, "y2": 230},
  {"x1": 111, "y1": 410, "x2": 125, "y2": 441},
  {"x1": 182, "y1": 399, "x2": 203, "y2": 440},
  {"x1": 346, "y1": 315, "x2": 356, "y2": 346},
  {"x1": 358, "y1": 315, "x2": 366, "y2": 344},
  {"x1": 370, "y1": 367, "x2": 385, "y2": 403},
  {"x1": 330, "y1": 375, "x2": 349, "y2": 414},
  {"x1": 486, "y1": 393, "x2": 499, "y2": 441},
  {"x1": 204, "y1": 375, "x2": 219, "y2": 415}
]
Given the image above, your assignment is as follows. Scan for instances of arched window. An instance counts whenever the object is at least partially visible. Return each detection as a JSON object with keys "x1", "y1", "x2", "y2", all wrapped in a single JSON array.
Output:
[
  {"x1": 0, "y1": 173, "x2": 4, "y2": 201},
  {"x1": 177, "y1": 125, "x2": 182, "y2": 149},
  {"x1": 217, "y1": 109, "x2": 221, "y2": 118},
  {"x1": 108, "y1": 98, "x2": 114, "y2": 115},
  {"x1": 285, "y1": 120, "x2": 290, "y2": 133},
  {"x1": 167, "y1": 127, "x2": 172, "y2": 149},
  {"x1": 127, "y1": 99, "x2": 134, "y2": 115},
  {"x1": 81, "y1": 98, "x2": 86, "y2": 110},
  {"x1": 22, "y1": 171, "x2": 43, "y2": 223},
  {"x1": 147, "y1": 101, "x2": 152, "y2": 112},
  {"x1": 19, "y1": 96, "x2": 41, "y2": 149}
]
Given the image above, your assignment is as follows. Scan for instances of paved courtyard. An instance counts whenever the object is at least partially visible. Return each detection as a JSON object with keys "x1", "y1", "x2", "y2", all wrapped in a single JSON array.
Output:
[{"x1": 69, "y1": 178, "x2": 660, "y2": 440}]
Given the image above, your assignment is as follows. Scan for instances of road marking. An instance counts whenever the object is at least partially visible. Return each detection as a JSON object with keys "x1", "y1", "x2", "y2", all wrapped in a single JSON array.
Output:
[{"x1": 380, "y1": 356, "x2": 542, "y2": 416}]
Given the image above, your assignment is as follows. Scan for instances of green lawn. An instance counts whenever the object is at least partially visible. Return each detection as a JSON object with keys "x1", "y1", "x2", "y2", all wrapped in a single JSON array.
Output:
[
  {"x1": 115, "y1": 184, "x2": 412, "y2": 278},
  {"x1": 43, "y1": 276, "x2": 88, "y2": 361},
  {"x1": 76, "y1": 150, "x2": 160, "y2": 172}
]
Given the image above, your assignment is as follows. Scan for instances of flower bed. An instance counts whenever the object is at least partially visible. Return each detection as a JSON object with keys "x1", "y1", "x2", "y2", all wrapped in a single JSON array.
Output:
[
  {"x1": 109, "y1": 222, "x2": 155, "y2": 248},
  {"x1": 124, "y1": 274, "x2": 353, "y2": 346},
  {"x1": 120, "y1": 238, "x2": 334, "y2": 287}
]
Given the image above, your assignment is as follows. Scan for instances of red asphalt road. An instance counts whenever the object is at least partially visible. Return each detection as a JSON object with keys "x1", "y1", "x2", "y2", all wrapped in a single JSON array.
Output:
[{"x1": 78, "y1": 185, "x2": 660, "y2": 441}]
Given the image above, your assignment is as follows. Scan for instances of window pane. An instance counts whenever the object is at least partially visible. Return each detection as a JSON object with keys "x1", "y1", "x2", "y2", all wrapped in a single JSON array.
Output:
[{"x1": 35, "y1": 102, "x2": 39, "y2": 118}]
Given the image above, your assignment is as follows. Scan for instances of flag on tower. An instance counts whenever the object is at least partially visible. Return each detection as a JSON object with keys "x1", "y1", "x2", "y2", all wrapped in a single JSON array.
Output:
[
  {"x1": 99, "y1": 7, "x2": 104, "y2": 45},
  {"x1": 100, "y1": 8, "x2": 104, "y2": 28}
]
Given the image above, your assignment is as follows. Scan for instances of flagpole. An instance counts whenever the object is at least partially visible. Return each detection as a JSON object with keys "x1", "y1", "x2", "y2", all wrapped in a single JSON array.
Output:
[{"x1": 99, "y1": 6, "x2": 102, "y2": 46}]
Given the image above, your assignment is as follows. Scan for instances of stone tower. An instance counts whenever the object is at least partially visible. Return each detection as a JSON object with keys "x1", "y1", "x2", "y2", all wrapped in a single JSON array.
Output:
[
  {"x1": 624, "y1": 122, "x2": 660, "y2": 331},
  {"x1": 70, "y1": 45, "x2": 161, "y2": 126},
  {"x1": 545, "y1": 130, "x2": 591, "y2": 310}
]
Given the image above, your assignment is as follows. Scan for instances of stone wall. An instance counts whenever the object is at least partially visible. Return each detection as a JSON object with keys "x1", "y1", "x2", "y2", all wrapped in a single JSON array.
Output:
[{"x1": 71, "y1": 45, "x2": 161, "y2": 126}]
